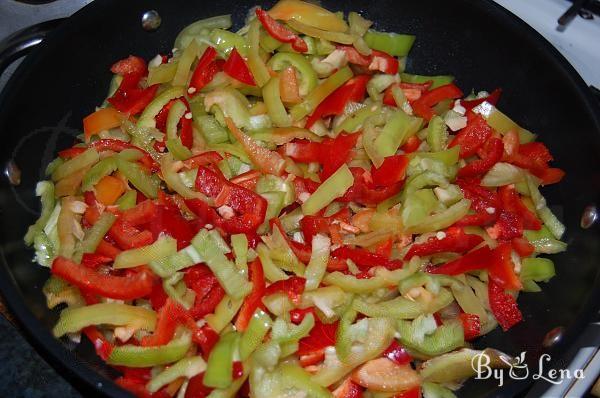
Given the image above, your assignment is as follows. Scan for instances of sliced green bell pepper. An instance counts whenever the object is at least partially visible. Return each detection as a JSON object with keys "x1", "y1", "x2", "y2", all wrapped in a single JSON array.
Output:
[
  {"x1": 192, "y1": 229, "x2": 252, "y2": 299},
  {"x1": 24, "y1": 181, "x2": 56, "y2": 245},
  {"x1": 53, "y1": 303, "x2": 156, "y2": 337},
  {"x1": 114, "y1": 235, "x2": 177, "y2": 269},
  {"x1": 268, "y1": 52, "x2": 318, "y2": 96},
  {"x1": 263, "y1": 76, "x2": 292, "y2": 127},
  {"x1": 108, "y1": 329, "x2": 192, "y2": 367},
  {"x1": 147, "y1": 356, "x2": 206, "y2": 393},
  {"x1": 204, "y1": 332, "x2": 240, "y2": 389},
  {"x1": 52, "y1": 148, "x2": 99, "y2": 181},
  {"x1": 396, "y1": 318, "x2": 464, "y2": 356},
  {"x1": 247, "y1": 20, "x2": 271, "y2": 87},
  {"x1": 81, "y1": 157, "x2": 117, "y2": 192},
  {"x1": 302, "y1": 164, "x2": 354, "y2": 216},
  {"x1": 239, "y1": 309, "x2": 272, "y2": 361},
  {"x1": 290, "y1": 66, "x2": 353, "y2": 121},
  {"x1": 364, "y1": 30, "x2": 415, "y2": 56},
  {"x1": 80, "y1": 212, "x2": 116, "y2": 255},
  {"x1": 116, "y1": 157, "x2": 159, "y2": 199},
  {"x1": 401, "y1": 73, "x2": 454, "y2": 89}
]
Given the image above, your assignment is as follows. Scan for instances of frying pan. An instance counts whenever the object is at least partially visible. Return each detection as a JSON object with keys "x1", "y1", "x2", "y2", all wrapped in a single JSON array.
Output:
[{"x1": 0, "y1": 0, "x2": 599, "y2": 396}]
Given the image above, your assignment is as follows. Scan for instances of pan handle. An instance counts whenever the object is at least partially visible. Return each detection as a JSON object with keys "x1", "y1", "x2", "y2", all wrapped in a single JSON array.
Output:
[{"x1": 0, "y1": 19, "x2": 65, "y2": 76}]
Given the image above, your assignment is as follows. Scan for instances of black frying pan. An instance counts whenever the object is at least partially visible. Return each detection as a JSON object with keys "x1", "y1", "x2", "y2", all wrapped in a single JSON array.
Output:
[{"x1": 0, "y1": 0, "x2": 599, "y2": 396}]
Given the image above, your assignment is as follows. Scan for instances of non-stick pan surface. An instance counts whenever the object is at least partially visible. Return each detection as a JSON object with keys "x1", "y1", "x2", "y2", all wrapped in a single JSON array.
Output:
[{"x1": 0, "y1": 0, "x2": 599, "y2": 396}]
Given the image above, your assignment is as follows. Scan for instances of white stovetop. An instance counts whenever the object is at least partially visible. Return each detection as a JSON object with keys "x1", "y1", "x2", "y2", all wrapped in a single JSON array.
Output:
[{"x1": 495, "y1": 0, "x2": 600, "y2": 88}]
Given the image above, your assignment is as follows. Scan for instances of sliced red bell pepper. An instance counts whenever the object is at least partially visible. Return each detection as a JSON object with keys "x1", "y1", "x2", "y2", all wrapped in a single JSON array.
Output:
[
  {"x1": 281, "y1": 140, "x2": 321, "y2": 164},
  {"x1": 333, "y1": 378, "x2": 363, "y2": 398},
  {"x1": 235, "y1": 258, "x2": 266, "y2": 331},
  {"x1": 282, "y1": 133, "x2": 359, "y2": 179},
  {"x1": 488, "y1": 242, "x2": 522, "y2": 291},
  {"x1": 144, "y1": 203, "x2": 195, "y2": 249},
  {"x1": 179, "y1": 111, "x2": 194, "y2": 150},
  {"x1": 393, "y1": 387, "x2": 421, "y2": 398},
  {"x1": 456, "y1": 178, "x2": 500, "y2": 214},
  {"x1": 95, "y1": 239, "x2": 121, "y2": 259},
  {"x1": 189, "y1": 47, "x2": 220, "y2": 95},
  {"x1": 427, "y1": 246, "x2": 493, "y2": 275},
  {"x1": 375, "y1": 238, "x2": 393, "y2": 258},
  {"x1": 270, "y1": 218, "x2": 347, "y2": 271},
  {"x1": 383, "y1": 341, "x2": 412, "y2": 366},
  {"x1": 518, "y1": 142, "x2": 553, "y2": 164},
  {"x1": 183, "y1": 151, "x2": 223, "y2": 170},
  {"x1": 404, "y1": 227, "x2": 483, "y2": 260},
  {"x1": 488, "y1": 280, "x2": 522, "y2": 331},
  {"x1": 458, "y1": 313, "x2": 481, "y2": 341},
  {"x1": 121, "y1": 199, "x2": 156, "y2": 226},
  {"x1": 298, "y1": 320, "x2": 338, "y2": 356},
  {"x1": 153, "y1": 97, "x2": 194, "y2": 149},
  {"x1": 232, "y1": 361, "x2": 244, "y2": 379},
  {"x1": 339, "y1": 167, "x2": 403, "y2": 206},
  {"x1": 400, "y1": 135, "x2": 422, "y2": 154},
  {"x1": 498, "y1": 185, "x2": 541, "y2": 231},
  {"x1": 58, "y1": 146, "x2": 86, "y2": 159},
  {"x1": 506, "y1": 141, "x2": 552, "y2": 175},
  {"x1": 383, "y1": 81, "x2": 432, "y2": 106},
  {"x1": 292, "y1": 176, "x2": 320, "y2": 203},
  {"x1": 336, "y1": 46, "x2": 399, "y2": 74},
  {"x1": 185, "y1": 198, "x2": 219, "y2": 229},
  {"x1": 449, "y1": 114, "x2": 493, "y2": 159},
  {"x1": 504, "y1": 140, "x2": 564, "y2": 184},
  {"x1": 453, "y1": 212, "x2": 497, "y2": 228},
  {"x1": 336, "y1": 45, "x2": 371, "y2": 66},
  {"x1": 457, "y1": 137, "x2": 504, "y2": 178},
  {"x1": 300, "y1": 216, "x2": 330, "y2": 243},
  {"x1": 108, "y1": 75, "x2": 159, "y2": 116},
  {"x1": 108, "y1": 219, "x2": 154, "y2": 250},
  {"x1": 370, "y1": 154, "x2": 409, "y2": 187},
  {"x1": 319, "y1": 133, "x2": 360, "y2": 179},
  {"x1": 81, "y1": 253, "x2": 113, "y2": 269},
  {"x1": 488, "y1": 211, "x2": 523, "y2": 241},
  {"x1": 185, "y1": 373, "x2": 213, "y2": 398},
  {"x1": 264, "y1": 276, "x2": 306, "y2": 304},
  {"x1": 141, "y1": 298, "x2": 191, "y2": 347},
  {"x1": 149, "y1": 281, "x2": 168, "y2": 310},
  {"x1": 461, "y1": 88, "x2": 502, "y2": 112},
  {"x1": 194, "y1": 166, "x2": 267, "y2": 233},
  {"x1": 111, "y1": 56, "x2": 147, "y2": 76},
  {"x1": 306, "y1": 75, "x2": 370, "y2": 128},
  {"x1": 223, "y1": 48, "x2": 256, "y2": 86},
  {"x1": 300, "y1": 350, "x2": 326, "y2": 367},
  {"x1": 411, "y1": 83, "x2": 463, "y2": 121},
  {"x1": 332, "y1": 246, "x2": 403, "y2": 271},
  {"x1": 230, "y1": 170, "x2": 261, "y2": 191},
  {"x1": 83, "y1": 326, "x2": 114, "y2": 360},
  {"x1": 300, "y1": 207, "x2": 351, "y2": 243},
  {"x1": 193, "y1": 325, "x2": 221, "y2": 360},
  {"x1": 255, "y1": 8, "x2": 308, "y2": 53},
  {"x1": 90, "y1": 139, "x2": 159, "y2": 171},
  {"x1": 52, "y1": 256, "x2": 154, "y2": 300},
  {"x1": 537, "y1": 167, "x2": 565, "y2": 186},
  {"x1": 368, "y1": 50, "x2": 399, "y2": 74},
  {"x1": 184, "y1": 265, "x2": 226, "y2": 320},
  {"x1": 511, "y1": 237, "x2": 535, "y2": 257},
  {"x1": 116, "y1": 376, "x2": 171, "y2": 398},
  {"x1": 487, "y1": 184, "x2": 541, "y2": 241},
  {"x1": 155, "y1": 98, "x2": 177, "y2": 133}
]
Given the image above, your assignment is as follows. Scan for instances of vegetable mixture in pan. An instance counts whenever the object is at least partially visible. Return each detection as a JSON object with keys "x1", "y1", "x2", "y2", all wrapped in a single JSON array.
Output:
[{"x1": 25, "y1": 1, "x2": 567, "y2": 396}]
